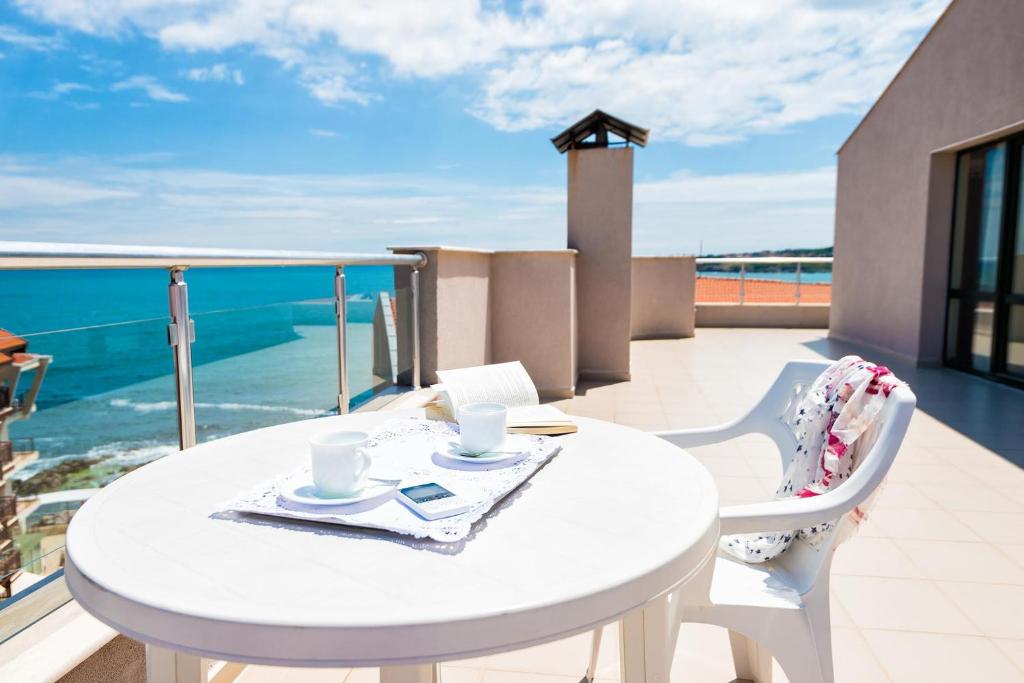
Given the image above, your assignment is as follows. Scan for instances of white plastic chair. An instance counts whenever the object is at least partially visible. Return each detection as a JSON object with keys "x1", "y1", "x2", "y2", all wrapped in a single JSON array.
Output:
[{"x1": 582, "y1": 359, "x2": 916, "y2": 683}]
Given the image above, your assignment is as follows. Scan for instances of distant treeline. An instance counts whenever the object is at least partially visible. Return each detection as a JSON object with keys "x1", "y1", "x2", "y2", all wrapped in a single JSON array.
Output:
[{"x1": 698, "y1": 246, "x2": 833, "y2": 273}]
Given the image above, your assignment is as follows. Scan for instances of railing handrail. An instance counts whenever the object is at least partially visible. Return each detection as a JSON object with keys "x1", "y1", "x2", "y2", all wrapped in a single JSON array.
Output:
[
  {"x1": 0, "y1": 239, "x2": 425, "y2": 448},
  {"x1": 696, "y1": 256, "x2": 833, "y2": 265},
  {"x1": 0, "y1": 241, "x2": 426, "y2": 270}
]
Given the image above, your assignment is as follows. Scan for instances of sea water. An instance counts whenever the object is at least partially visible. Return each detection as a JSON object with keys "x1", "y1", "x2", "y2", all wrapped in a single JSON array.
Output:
[{"x1": 0, "y1": 266, "x2": 397, "y2": 483}]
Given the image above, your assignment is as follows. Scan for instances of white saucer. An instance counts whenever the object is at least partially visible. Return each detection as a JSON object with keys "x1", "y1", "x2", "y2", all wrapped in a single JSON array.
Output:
[
  {"x1": 278, "y1": 477, "x2": 396, "y2": 507},
  {"x1": 439, "y1": 435, "x2": 532, "y2": 463}
]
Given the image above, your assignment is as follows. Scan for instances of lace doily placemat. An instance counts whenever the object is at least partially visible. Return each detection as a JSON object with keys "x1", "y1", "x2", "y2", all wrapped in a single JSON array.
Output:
[{"x1": 216, "y1": 418, "x2": 563, "y2": 542}]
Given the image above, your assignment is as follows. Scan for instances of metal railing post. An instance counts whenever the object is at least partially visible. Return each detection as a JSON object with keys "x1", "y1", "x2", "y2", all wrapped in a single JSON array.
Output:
[
  {"x1": 410, "y1": 264, "x2": 422, "y2": 389},
  {"x1": 795, "y1": 262, "x2": 802, "y2": 305},
  {"x1": 167, "y1": 269, "x2": 196, "y2": 449},
  {"x1": 738, "y1": 264, "x2": 746, "y2": 304},
  {"x1": 335, "y1": 266, "x2": 350, "y2": 414}
]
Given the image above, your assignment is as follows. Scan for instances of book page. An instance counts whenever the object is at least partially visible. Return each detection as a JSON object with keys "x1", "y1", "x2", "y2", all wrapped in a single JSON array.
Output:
[
  {"x1": 436, "y1": 361, "x2": 540, "y2": 414},
  {"x1": 507, "y1": 404, "x2": 571, "y2": 425}
]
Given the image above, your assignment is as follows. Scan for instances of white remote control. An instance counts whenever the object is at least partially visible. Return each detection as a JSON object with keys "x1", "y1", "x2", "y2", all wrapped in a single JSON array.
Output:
[{"x1": 396, "y1": 482, "x2": 471, "y2": 520}]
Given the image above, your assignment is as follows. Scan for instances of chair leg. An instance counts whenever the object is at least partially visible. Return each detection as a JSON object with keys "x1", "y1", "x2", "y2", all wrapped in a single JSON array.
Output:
[
  {"x1": 805, "y1": 591, "x2": 835, "y2": 683},
  {"x1": 581, "y1": 627, "x2": 603, "y2": 683},
  {"x1": 728, "y1": 630, "x2": 772, "y2": 683}
]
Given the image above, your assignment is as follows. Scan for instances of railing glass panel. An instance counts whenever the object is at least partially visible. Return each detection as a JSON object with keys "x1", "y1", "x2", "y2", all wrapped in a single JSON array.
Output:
[
  {"x1": 695, "y1": 259, "x2": 833, "y2": 304},
  {"x1": 0, "y1": 263, "x2": 412, "y2": 641}
]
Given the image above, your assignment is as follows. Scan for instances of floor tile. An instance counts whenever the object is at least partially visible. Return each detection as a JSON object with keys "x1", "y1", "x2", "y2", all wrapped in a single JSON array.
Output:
[
  {"x1": 915, "y1": 483, "x2": 1022, "y2": 513},
  {"x1": 829, "y1": 626, "x2": 890, "y2": 683},
  {"x1": 950, "y1": 510, "x2": 1024, "y2": 546},
  {"x1": 344, "y1": 669, "x2": 378, "y2": 683},
  {"x1": 998, "y1": 544, "x2": 1024, "y2": 570},
  {"x1": 831, "y1": 575, "x2": 981, "y2": 635},
  {"x1": 480, "y1": 672, "x2": 579, "y2": 683},
  {"x1": 669, "y1": 623, "x2": 746, "y2": 683},
  {"x1": 870, "y1": 482, "x2": 938, "y2": 509},
  {"x1": 896, "y1": 539, "x2": 1024, "y2": 584},
  {"x1": 239, "y1": 666, "x2": 348, "y2": 683},
  {"x1": 869, "y1": 508, "x2": 982, "y2": 542},
  {"x1": 831, "y1": 537, "x2": 924, "y2": 579},
  {"x1": 887, "y1": 463, "x2": 974, "y2": 486},
  {"x1": 936, "y1": 581, "x2": 1024, "y2": 639},
  {"x1": 993, "y1": 638, "x2": 1024, "y2": 675},
  {"x1": 862, "y1": 630, "x2": 1020, "y2": 682},
  {"x1": 439, "y1": 667, "x2": 484, "y2": 683}
]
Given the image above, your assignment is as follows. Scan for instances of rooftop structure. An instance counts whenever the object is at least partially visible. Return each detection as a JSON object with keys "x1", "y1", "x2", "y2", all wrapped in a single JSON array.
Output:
[{"x1": 550, "y1": 110, "x2": 649, "y2": 152}]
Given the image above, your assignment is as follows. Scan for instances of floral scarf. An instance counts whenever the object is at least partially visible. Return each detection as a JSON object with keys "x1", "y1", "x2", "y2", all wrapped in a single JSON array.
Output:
[{"x1": 722, "y1": 356, "x2": 905, "y2": 563}]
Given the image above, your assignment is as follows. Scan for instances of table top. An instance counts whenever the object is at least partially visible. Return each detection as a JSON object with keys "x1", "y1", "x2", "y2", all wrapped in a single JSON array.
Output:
[{"x1": 65, "y1": 411, "x2": 719, "y2": 667}]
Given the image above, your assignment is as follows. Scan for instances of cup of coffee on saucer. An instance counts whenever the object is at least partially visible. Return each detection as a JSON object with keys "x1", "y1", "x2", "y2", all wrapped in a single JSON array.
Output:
[
  {"x1": 457, "y1": 402, "x2": 508, "y2": 455},
  {"x1": 309, "y1": 430, "x2": 373, "y2": 497}
]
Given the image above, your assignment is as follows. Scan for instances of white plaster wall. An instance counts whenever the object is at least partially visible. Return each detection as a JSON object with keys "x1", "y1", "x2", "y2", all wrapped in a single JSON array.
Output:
[{"x1": 833, "y1": 0, "x2": 1024, "y2": 363}]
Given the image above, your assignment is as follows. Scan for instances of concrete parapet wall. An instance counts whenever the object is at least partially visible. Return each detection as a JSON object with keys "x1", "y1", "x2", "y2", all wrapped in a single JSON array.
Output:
[
  {"x1": 391, "y1": 246, "x2": 578, "y2": 398},
  {"x1": 491, "y1": 251, "x2": 577, "y2": 398},
  {"x1": 631, "y1": 256, "x2": 695, "y2": 339},
  {"x1": 696, "y1": 304, "x2": 829, "y2": 329}
]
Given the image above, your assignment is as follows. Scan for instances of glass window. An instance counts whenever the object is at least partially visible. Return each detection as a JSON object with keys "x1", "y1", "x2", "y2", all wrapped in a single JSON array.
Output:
[
  {"x1": 945, "y1": 298, "x2": 959, "y2": 362},
  {"x1": 976, "y1": 144, "x2": 1006, "y2": 292},
  {"x1": 971, "y1": 301, "x2": 995, "y2": 372},
  {"x1": 1008, "y1": 306, "x2": 1024, "y2": 378},
  {"x1": 1013, "y1": 145, "x2": 1024, "y2": 294},
  {"x1": 949, "y1": 155, "x2": 971, "y2": 289}
]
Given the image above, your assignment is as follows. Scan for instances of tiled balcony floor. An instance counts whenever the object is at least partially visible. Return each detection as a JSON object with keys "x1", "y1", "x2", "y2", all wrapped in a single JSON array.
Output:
[{"x1": 239, "y1": 329, "x2": 1024, "y2": 683}]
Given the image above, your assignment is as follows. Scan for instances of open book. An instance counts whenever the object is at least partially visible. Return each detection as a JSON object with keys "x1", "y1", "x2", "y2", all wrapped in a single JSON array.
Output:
[{"x1": 425, "y1": 361, "x2": 577, "y2": 435}]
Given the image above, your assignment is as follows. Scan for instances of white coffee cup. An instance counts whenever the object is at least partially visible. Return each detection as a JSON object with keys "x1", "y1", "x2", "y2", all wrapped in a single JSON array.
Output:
[
  {"x1": 457, "y1": 402, "x2": 507, "y2": 454},
  {"x1": 309, "y1": 430, "x2": 373, "y2": 496}
]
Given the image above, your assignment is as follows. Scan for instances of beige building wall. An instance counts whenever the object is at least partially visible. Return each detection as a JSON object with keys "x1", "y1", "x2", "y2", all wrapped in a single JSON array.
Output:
[
  {"x1": 832, "y1": 0, "x2": 1024, "y2": 363},
  {"x1": 567, "y1": 147, "x2": 633, "y2": 380},
  {"x1": 391, "y1": 247, "x2": 578, "y2": 397},
  {"x1": 392, "y1": 247, "x2": 491, "y2": 385},
  {"x1": 630, "y1": 256, "x2": 696, "y2": 339},
  {"x1": 491, "y1": 252, "x2": 578, "y2": 398},
  {"x1": 696, "y1": 304, "x2": 829, "y2": 329}
]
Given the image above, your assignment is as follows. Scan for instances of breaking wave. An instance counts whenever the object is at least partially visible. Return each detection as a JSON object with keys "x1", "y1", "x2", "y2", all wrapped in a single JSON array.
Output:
[{"x1": 109, "y1": 397, "x2": 329, "y2": 417}]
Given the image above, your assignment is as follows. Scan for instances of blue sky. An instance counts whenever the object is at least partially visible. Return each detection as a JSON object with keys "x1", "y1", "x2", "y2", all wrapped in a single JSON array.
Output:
[{"x1": 0, "y1": 1, "x2": 947, "y2": 254}]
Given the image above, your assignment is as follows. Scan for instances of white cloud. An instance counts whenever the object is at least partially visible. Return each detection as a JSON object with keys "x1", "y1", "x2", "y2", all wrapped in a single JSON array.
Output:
[
  {"x1": 183, "y1": 62, "x2": 244, "y2": 85},
  {"x1": 10, "y1": 0, "x2": 948, "y2": 144},
  {"x1": 0, "y1": 23, "x2": 60, "y2": 51},
  {"x1": 111, "y1": 75, "x2": 188, "y2": 102},
  {"x1": 0, "y1": 175, "x2": 136, "y2": 208},
  {"x1": 636, "y1": 167, "x2": 836, "y2": 204},
  {"x1": 308, "y1": 128, "x2": 337, "y2": 138},
  {"x1": 28, "y1": 81, "x2": 93, "y2": 100},
  {"x1": 0, "y1": 155, "x2": 835, "y2": 253},
  {"x1": 297, "y1": 63, "x2": 370, "y2": 106}
]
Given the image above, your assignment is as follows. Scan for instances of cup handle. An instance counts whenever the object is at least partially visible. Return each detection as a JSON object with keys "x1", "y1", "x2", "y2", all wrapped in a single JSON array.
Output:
[{"x1": 355, "y1": 447, "x2": 373, "y2": 481}]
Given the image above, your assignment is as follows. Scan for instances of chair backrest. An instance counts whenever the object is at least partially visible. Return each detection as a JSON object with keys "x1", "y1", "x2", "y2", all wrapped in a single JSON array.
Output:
[
  {"x1": 766, "y1": 369, "x2": 916, "y2": 594},
  {"x1": 729, "y1": 359, "x2": 831, "y2": 471}
]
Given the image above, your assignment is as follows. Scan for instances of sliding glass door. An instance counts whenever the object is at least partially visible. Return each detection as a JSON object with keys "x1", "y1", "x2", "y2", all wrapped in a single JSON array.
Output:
[{"x1": 946, "y1": 134, "x2": 1024, "y2": 384}]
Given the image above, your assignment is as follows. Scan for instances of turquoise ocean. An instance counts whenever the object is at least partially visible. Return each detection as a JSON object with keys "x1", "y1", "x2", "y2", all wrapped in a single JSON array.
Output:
[{"x1": 0, "y1": 266, "x2": 397, "y2": 481}]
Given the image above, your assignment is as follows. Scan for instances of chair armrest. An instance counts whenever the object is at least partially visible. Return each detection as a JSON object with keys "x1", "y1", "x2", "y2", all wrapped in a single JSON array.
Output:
[
  {"x1": 653, "y1": 421, "x2": 752, "y2": 448},
  {"x1": 719, "y1": 487, "x2": 860, "y2": 535}
]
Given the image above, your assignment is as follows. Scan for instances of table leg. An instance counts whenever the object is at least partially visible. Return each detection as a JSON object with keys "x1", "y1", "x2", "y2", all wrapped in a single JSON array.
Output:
[
  {"x1": 619, "y1": 593, "x2": 680, "y2": 683},
  {"x1": 380, "y1": 664, "x2": 439, "y2": 683},
  {"x1": 145, "y1": 645, "x2": 207, "y2": 683}
]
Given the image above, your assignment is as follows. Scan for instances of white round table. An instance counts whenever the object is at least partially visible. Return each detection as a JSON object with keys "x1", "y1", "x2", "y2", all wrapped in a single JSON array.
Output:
[{"x1": 65, "y1": 411, "x2": 719, "y2": 683}]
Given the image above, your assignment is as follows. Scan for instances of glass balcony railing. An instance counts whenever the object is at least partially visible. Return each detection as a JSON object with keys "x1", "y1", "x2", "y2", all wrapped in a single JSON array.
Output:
[
  {"x1": 695, "y1": 257, "x2": 833, "y2": 305},
  {"x1": 0, "y1": 243, "x2": 426, "y2": 642}
]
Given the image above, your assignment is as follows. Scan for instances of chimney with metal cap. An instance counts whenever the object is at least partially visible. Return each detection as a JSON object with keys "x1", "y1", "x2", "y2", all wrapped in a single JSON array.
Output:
[{"x1": 552, "y1": 110, "x2": 648, "y2": 382}]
